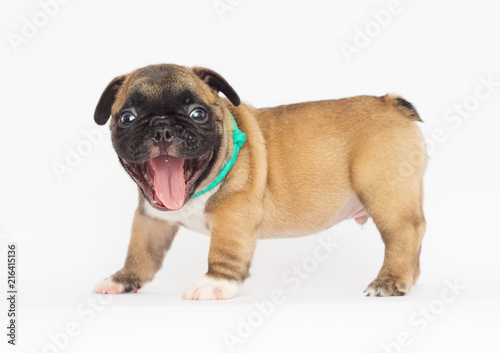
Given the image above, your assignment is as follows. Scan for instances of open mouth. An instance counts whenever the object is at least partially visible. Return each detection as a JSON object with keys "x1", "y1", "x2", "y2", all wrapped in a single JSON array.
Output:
[{"x1": 121, "y1": 150, "x2": 213, "y2": 211}]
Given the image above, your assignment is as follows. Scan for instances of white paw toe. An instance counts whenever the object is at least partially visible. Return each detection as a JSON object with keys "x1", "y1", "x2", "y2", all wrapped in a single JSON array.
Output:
[
  {"x1": 92, "y1": 277, "x2": 126, "y2": 294},
  {"x1": 182, "y1": 275, "x2": 240, "y2": 300}
]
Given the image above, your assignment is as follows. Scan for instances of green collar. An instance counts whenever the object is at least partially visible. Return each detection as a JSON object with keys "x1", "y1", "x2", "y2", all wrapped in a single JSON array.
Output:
[{"x1": 190, "y1": 111, "x2": 246, "y2": 199}]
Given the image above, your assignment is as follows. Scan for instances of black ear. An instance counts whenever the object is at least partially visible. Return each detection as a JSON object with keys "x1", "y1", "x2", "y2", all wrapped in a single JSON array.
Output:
[
  {"x1": 192, "y1": 67, "x2": 240, "y2": 106},
  {"x1": 94, "y1": 75, "x2": 127, "y2": 125}
]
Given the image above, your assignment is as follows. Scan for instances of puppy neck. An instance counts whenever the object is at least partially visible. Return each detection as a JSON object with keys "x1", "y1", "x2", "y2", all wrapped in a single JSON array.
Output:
[{"x1": 191, "y1": 110, "x2": 246, "y2": 198}]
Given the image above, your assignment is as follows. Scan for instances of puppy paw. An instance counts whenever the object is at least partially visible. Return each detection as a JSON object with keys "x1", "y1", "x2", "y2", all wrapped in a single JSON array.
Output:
[
  {"x1": 364, "y1": 276, "x2": 411, "y2": 297},
  {"x1": 93, "y1": 277, "x2": 127, "y2": 294},
  {"x1": 182, "y1": 275, "x2": 240, "y2": 300},
  {"x1": 92, "y1": 276, "x2": 140, "y2": 294}
]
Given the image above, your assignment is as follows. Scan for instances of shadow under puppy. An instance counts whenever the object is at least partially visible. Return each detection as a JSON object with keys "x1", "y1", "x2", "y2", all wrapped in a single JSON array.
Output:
[{"x1": 92, "y1": 64, "x2": 427, "y2": 299}]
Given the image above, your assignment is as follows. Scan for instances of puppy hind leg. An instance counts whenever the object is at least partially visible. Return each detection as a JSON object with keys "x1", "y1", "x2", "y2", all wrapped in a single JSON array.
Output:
[
  {"x1": 413, "y1": 245, "x2": 422, "y2": 284},
  {"x1": 363, "y1": 210, "x2": 425, "y2": 296},
  {"x1": 352, "y1": 158, "x2": 426, "y2": 296}
]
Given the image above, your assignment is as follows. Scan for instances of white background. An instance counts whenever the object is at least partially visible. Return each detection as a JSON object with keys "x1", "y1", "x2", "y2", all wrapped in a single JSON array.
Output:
[{"x1": 1, "y1": 0, "x2": 499, "y2": 352}]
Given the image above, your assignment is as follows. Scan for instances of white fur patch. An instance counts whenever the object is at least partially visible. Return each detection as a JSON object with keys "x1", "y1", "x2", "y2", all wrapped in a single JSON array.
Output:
[
  {"x1": 182, "y1": 274, "x2": 241, "y2": 300},
  {"x1": 363, "y1": 286, "x2": 379, "y2": 297},
  {"x1": 92, "y1": 277, "x2": 127, "y2": 294},
  {"x1": 144, "y1": 186, "x2": 220, "y2": 235}
]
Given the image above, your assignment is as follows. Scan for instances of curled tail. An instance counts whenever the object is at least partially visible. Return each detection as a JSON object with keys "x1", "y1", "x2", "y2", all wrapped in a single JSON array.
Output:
[{"x1": 383, "y1": 93, "x2": 422, "y2": 122}]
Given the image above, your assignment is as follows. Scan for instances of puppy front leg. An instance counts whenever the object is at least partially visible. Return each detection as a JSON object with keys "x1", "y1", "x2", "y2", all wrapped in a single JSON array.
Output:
[
  {"x1": 93, "y1": 209, "x2": 178, "y2": 294},
  {"x1": 183, "y1": 207, "x2": 259, "y2": 300}
]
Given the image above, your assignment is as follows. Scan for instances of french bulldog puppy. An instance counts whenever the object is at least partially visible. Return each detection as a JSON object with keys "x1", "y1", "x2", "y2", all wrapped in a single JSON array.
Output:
[{"x1": 92, "y1": 64, "x2": 427, "y2": 299}]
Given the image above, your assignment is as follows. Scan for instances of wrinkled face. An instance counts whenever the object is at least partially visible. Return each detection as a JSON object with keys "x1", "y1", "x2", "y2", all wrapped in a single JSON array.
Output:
[{"x1": 94, "y1": 64, "x2": 240, "y2": 211}]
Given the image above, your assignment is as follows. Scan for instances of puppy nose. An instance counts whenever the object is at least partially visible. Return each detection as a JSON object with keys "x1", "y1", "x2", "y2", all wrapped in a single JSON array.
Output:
[{"x1": 152, "y1": 127, "x2": 174, "y2": 143}]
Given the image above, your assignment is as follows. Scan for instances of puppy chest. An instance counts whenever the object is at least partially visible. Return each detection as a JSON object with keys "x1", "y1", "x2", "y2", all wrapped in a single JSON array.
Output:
[
  {"x1": 143, "y1": 189, "x2": 216, "y2": 235},
  {"x1": 181, "y1": 211, "x2": 211, "y2": 235}
]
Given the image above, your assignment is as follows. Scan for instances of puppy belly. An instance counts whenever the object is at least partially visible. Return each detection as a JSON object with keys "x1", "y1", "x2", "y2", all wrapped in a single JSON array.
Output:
[
  {"x1": 258, "y1": 193, "x2": 369, "y2": 238},
  {"x1": 327, "y1": 194, "x2": 369, "y2": 227}
]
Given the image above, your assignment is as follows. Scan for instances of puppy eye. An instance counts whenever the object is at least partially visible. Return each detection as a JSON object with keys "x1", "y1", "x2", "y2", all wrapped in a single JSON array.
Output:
[
  {"x1": 120, "y1": 112, "x2": 136, "y2": 126},
  {"x1": 189, "y1": 108, "x2": 207, "y2": 122}
]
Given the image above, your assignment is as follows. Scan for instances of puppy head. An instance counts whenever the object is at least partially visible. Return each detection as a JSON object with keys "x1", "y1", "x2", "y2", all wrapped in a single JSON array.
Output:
[{"x1": 94, "y1": 64, "x2": 240, "y2": 211}]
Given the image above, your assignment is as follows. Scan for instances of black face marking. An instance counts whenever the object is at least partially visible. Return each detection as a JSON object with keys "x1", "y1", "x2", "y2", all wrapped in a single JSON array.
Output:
[
  {"x1": 112, "y1": 83, "x2": 218, "y2": 163},
  {"x1": 108, "y1": 65, "x2": 223, "y2": 210}
]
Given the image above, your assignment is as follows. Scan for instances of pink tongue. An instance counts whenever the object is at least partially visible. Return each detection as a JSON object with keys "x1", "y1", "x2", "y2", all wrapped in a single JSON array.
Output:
[{"x1": 148, "y1": 155, "x2": 186, "y2": 210}]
